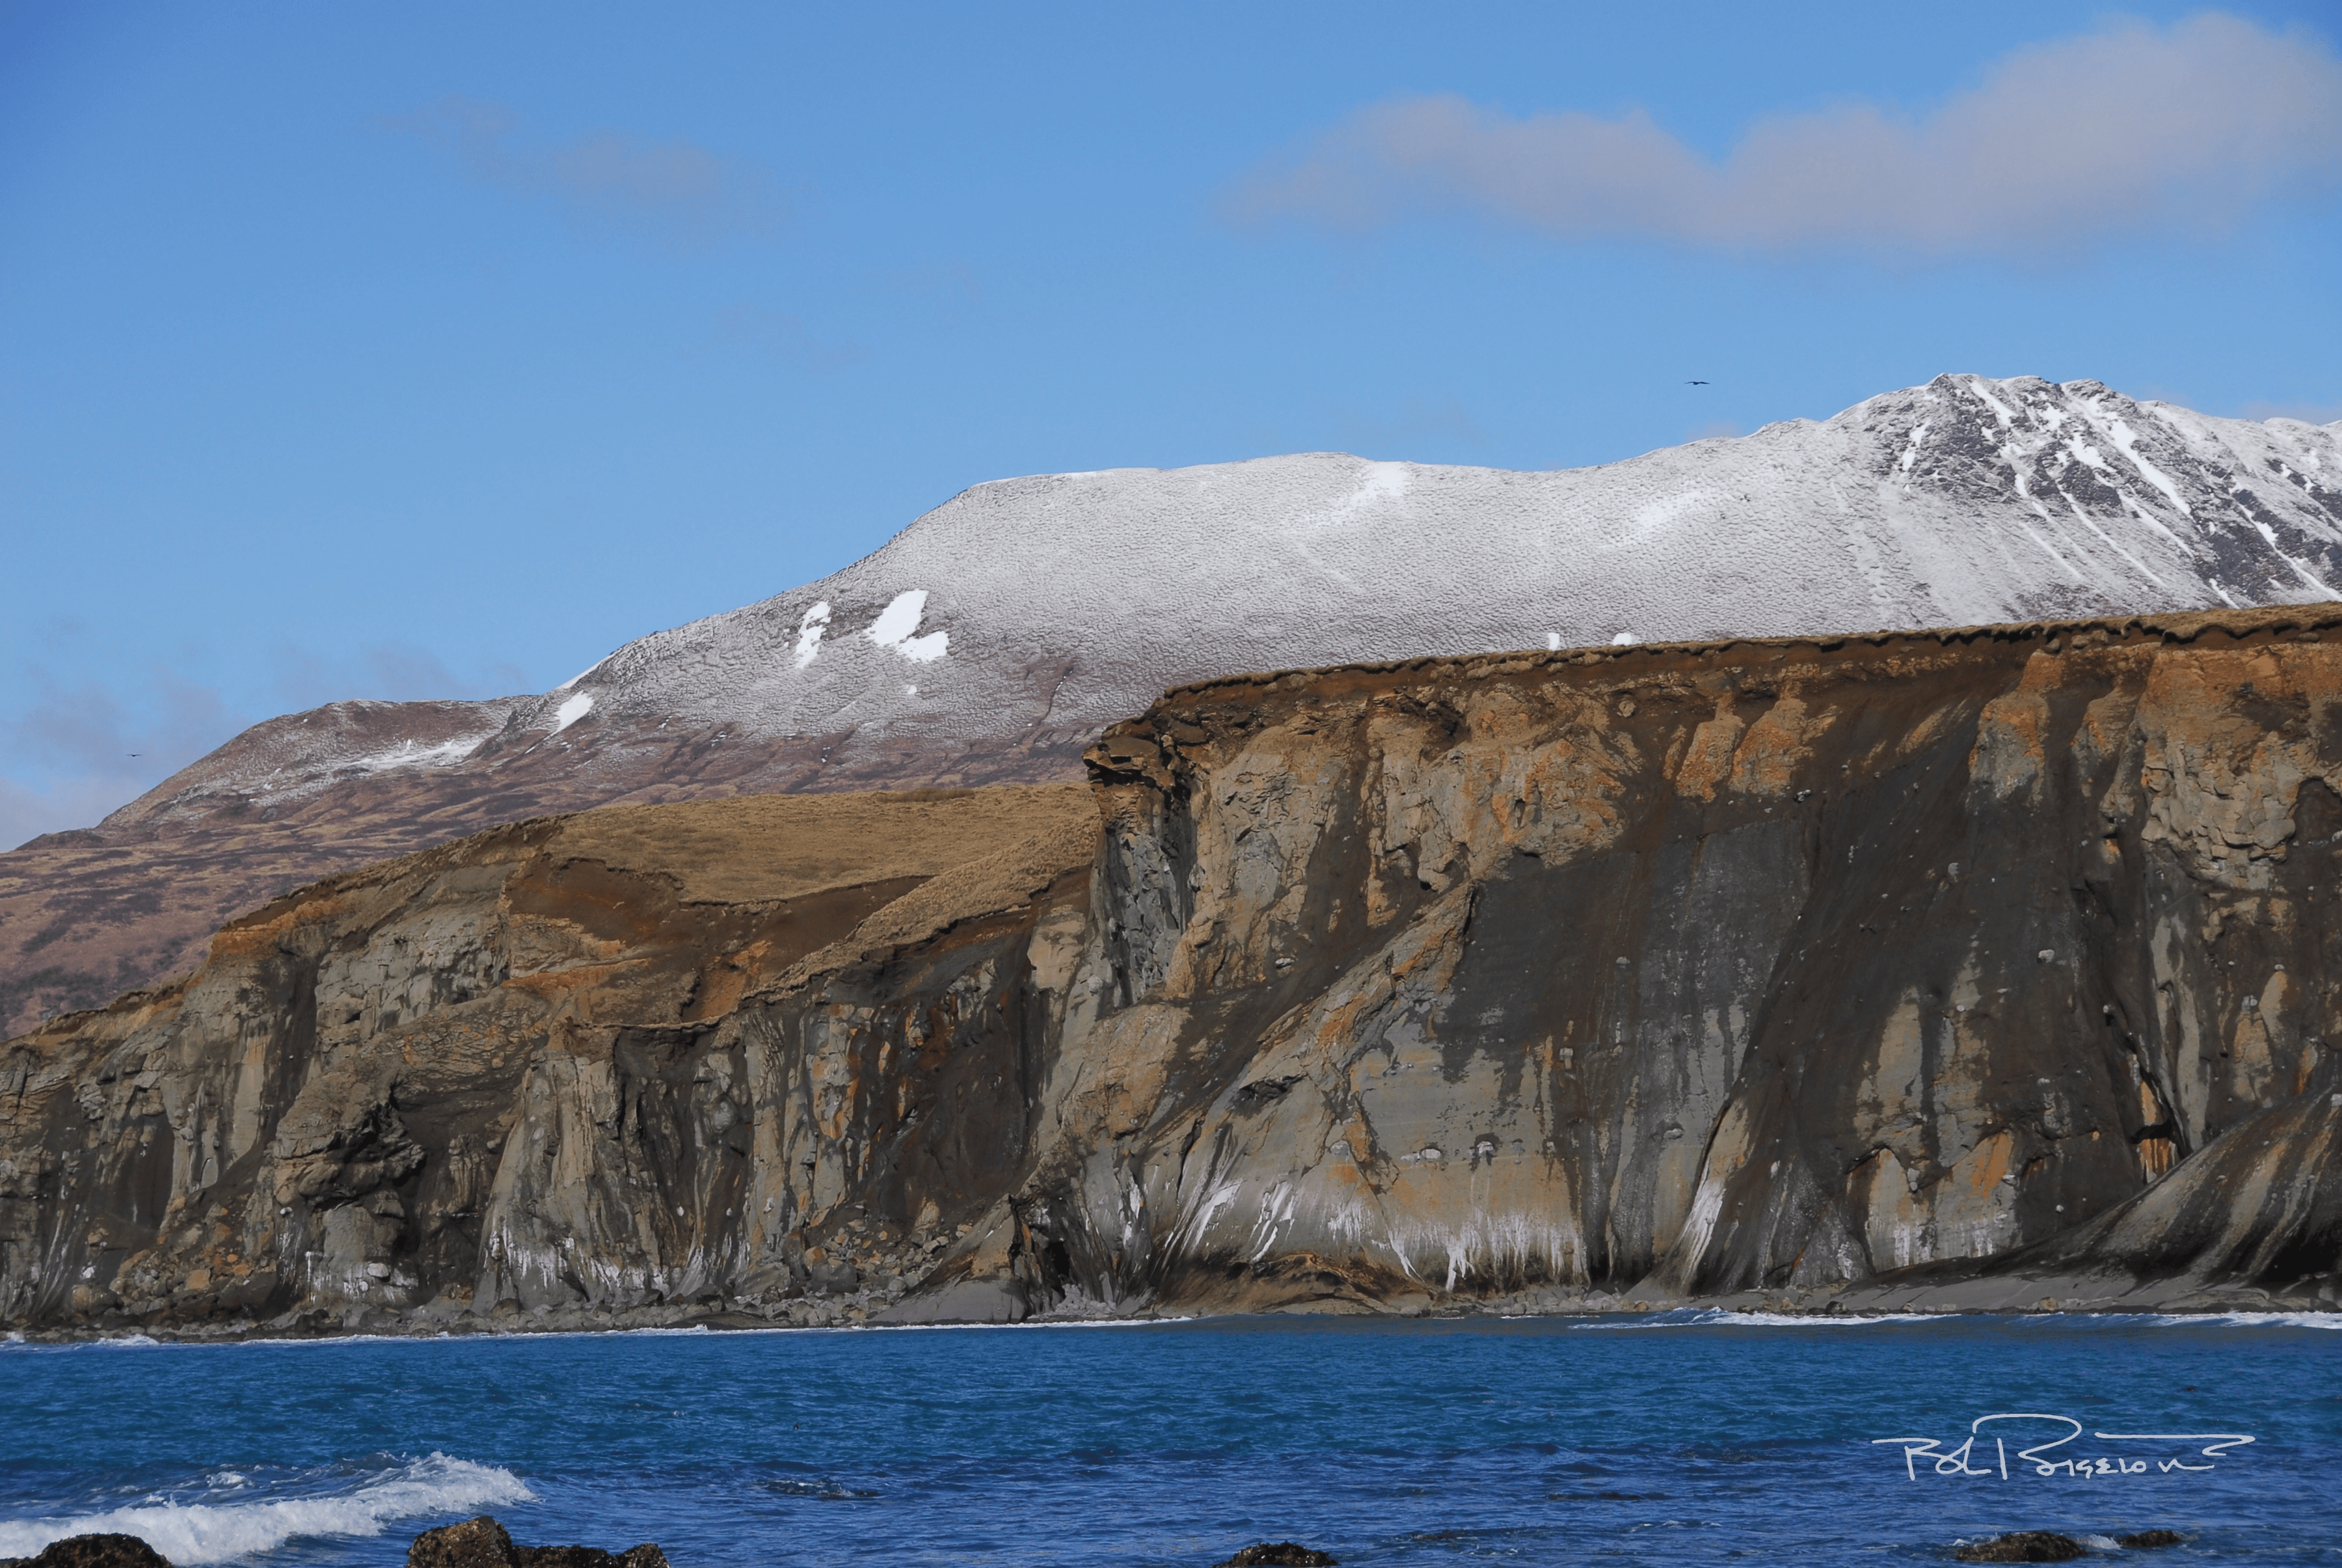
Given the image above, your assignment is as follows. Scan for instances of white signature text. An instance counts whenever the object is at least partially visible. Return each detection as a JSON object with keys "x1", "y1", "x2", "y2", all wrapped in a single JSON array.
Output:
[{"x1": 1873, "y1": 1414, "x2": 2254, "y2": 1481}]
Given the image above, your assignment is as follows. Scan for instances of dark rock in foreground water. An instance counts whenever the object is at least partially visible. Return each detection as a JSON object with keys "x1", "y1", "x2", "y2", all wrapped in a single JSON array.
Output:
[
  {"x1": 2117, "y1": 1530, "x2": 2187, "y2": 1548},
  {"x1": 408, "y1": 1516, "x2": 669, "y2": 1568},
  {"x1": 1953, "y1": 1532, "x2": 2088, "y2": 1563},
  {"x1": 409, "y1": 1519, "x2": 518, "y2": 1568},
  {"x1": 0, "y1": 1537, "x2": 173, "y2": 1568},
  {"x1": 515, "y1": 1551, "x2": 671, "y2": 1568},
  {"x1": 1213, "y1": 1546, "x2": 1339, "y2": 1567}
]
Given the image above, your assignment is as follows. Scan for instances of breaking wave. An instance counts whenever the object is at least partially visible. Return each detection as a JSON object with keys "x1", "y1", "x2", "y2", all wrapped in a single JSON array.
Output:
[
  {"x1": 0, "y1": 1453, "x2": 533, "y2": 1565},
  {"x1": 1569, "y1": 1309, "x2": 1943, "y2": 1329},
  {"x1": 1570, "y1": 1307, "x2": 2342, "y2": 1331},
  {"x1": 2119, "y1": 1310, "x2": 2342, "y2": 1330}
]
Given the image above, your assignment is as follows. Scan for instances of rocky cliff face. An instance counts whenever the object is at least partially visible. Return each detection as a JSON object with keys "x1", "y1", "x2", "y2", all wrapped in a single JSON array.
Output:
[
  {"x1": 11, "y1": 375, "x2": 2338, "y2": 1038},
  {"x1": 0, "y1": 787, "x2": 1099, "y2": 1332},
  {"x1": 1047, "y1": 607, "x2": 2342, "y2": 1314},
  {"x1": 7, "y1": 607, "x2": 2341, "y2": 1336}
]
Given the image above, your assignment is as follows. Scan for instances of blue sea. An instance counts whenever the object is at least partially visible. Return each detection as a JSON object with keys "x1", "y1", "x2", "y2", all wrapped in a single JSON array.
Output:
[{"x1": 3, "y1": 1312, "x2": 2337, "y2": 1567}]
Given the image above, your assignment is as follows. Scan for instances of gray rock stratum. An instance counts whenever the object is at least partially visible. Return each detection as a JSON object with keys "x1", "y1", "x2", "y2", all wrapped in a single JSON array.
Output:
[
  {"x1": 5, "y1": 603, "x2": 2340, "y2": 1336},
  {"x1": 4, "y1": 374, "x2": 2338, "y2": 1034}
]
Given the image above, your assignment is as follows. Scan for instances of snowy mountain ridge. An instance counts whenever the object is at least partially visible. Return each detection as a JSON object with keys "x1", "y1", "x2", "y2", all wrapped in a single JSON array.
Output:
[
  {"x1": 111, "y1": 372, "x2": 2342, "y2": 822},
  {"x1": 10, "y1": 371, "x2": 2337, "y2": 1039},
  {"x1": 517, "y1": 373, "x2": 2340, "y2": 757}
]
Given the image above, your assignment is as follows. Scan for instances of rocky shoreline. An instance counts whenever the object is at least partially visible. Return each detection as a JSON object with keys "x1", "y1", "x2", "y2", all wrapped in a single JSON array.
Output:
[{"x1": 7, "y1": 1275, "x2": 2328, "y2": 1346}]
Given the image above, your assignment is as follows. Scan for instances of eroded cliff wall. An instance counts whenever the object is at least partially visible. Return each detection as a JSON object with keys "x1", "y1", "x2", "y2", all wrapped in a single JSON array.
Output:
[
  {"x1": 5, "y1": 608, "x2": 2341, "y2": 1336},
  {"x1": 1014, "y1": 605, "x2": 2342, "y2": 1316},
  {"x1": 0, "y1": 787, "x2": 1099, "y2": 1332}
]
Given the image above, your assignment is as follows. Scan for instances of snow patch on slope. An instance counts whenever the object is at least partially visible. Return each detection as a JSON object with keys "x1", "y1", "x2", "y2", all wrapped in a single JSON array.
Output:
[
  {"x1": 867, "y1": 590, "x2": 948, "y2": 662},
  {"x1": 794, "y1": 601, "x2": 831, "y2": 669}
]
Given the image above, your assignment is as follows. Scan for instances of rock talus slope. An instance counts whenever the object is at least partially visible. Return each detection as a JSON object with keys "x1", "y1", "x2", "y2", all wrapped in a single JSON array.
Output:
[
  {"x1": 7, "y1": 375, "x2": 2339, "y2": 1036},
  {"x1": 7, "y1": 604, "x2": 2342, "y2": 1332}
]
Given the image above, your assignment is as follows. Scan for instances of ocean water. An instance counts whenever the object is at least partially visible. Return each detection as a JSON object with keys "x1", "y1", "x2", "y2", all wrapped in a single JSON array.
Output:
[{"x1": 3, "y1": 1312, "x2": 2337, "y2": 1567}]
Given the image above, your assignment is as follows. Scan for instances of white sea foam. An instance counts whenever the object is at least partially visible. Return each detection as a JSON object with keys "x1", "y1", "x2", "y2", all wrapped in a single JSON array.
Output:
[
  {"x1": 1569, "y1": 1309, "x2": 1944, "y2": 1329},
  {"x1": 0, "y1": 1454, "x2": 533, "y2": 1566},
  {"x1": 2118, "y1": 1310, "x2": 2342, "y2": 1330},
  {"x1": 1565, "y1": 1307, "x2": 2342, "y2": 1331}
]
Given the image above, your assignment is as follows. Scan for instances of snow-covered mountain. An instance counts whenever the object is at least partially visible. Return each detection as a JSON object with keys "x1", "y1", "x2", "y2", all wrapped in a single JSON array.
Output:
[
  {"x1": 7, "y1": 372, "x2": 2336, "y2": 1036},
  {"x1": 509, "y1": 372, "x2": 2341, "y2": 768},
  {"x1": 107, "y1": 373, "x2": 2342, "y2": 828}
]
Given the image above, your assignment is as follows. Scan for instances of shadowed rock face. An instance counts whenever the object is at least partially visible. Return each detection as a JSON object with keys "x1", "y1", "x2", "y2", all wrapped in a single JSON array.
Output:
[{"x1": 5, "y1": 608, "x2": 2341, "y2": 1336}]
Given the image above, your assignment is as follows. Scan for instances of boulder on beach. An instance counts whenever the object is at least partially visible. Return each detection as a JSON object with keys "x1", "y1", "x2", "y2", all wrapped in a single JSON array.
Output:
[
  {"x1": 1952, "y1": 1532, "x2": 2088, "y2": 1563},
  {"x1": 408, "y1": 1517, "x2": 669, "y2": 1568},
  {"x1": 0, "y1": 1537, "x2": 173, "y2": 1568},
  {"x1": 1213, "y1": 1546, "x2": 1339, "y2": 1567}
]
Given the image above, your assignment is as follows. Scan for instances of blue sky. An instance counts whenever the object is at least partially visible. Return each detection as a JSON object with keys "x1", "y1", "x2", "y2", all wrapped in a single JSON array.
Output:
[{"x1": 3, "y1": 1, "x2": 2339, "y2": 844}]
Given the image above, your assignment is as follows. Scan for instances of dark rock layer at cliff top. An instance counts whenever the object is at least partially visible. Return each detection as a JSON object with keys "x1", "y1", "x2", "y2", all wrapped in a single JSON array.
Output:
[{"x1": 5, "y1": 605, "x2": 2340, "y2": 1335}]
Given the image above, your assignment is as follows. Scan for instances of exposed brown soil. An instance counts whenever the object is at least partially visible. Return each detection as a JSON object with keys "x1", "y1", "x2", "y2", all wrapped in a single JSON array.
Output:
[{"x1": 0, "y1": 706, "x2": 1081, "y2": 1038}]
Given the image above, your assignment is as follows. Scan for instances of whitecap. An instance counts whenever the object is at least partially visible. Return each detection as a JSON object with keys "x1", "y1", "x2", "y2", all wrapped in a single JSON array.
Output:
[
  {"x1": 1569, "y1": 1309, "x2": 1943, "y2": 1329},
  {"x1": 2119, "y1": 1310, "x2": 2342, "y2": 1330},
  {"x1": 0, "y1": 1453, "x2": 534, "y2": 1566}
]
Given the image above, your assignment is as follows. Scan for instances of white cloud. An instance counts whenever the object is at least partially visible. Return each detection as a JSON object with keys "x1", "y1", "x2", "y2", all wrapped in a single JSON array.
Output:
[
  {"x1": 1229, "y1": 12, "x2": 2342, "y2": 258},
  {"x1": 388, "y1": 96, "x2": 790, "y2": 247}
]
